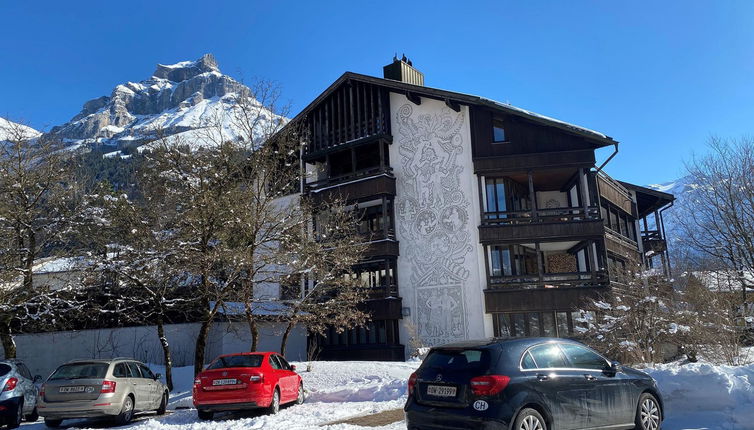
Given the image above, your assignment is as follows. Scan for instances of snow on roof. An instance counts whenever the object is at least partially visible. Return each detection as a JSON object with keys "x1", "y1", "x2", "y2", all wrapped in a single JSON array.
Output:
[
  {"x1": 32, "y1": 256, "x2": 90, "y2": 274},
  {"x1": 690, "y1": 270, "x2": 754, "y2": 293},
  {"x1": 480, "y1": 97, "x2": 608, "y2": 139},
  {"x1": 211, "y1": 301, "x2": 293, "y2": 317}
]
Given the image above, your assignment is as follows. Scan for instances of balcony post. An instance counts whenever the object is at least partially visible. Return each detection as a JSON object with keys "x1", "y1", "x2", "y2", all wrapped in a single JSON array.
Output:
[
  {"x1": 579, "y1": 168, "x2": 590, "y2": 217},
  {"x1": 528, "y1": 170, "x2": 537, "y2": 221},
  {"x1": 535, "y1": 242, "x2": 544, "y2": 286},
  {"x1": 379, "y1": 139, "x2": 385, "y2": 170},
  {"x1": 382, "y1": 196, "x2": 389, "y2": 239},
  {"x1": 586, "y1": 240, "x2": 597, "y2": 283}
]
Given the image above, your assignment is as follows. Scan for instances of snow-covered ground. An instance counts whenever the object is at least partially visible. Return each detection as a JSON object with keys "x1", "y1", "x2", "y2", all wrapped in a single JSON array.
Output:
[{"x1": 17, "y1": 359, "x2": 754, "y2": 430}]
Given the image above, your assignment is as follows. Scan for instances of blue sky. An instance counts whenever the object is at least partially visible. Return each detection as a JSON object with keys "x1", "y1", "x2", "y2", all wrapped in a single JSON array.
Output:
[{"x1": 1, "y1": 0, "x2": 752, "y2": 185}]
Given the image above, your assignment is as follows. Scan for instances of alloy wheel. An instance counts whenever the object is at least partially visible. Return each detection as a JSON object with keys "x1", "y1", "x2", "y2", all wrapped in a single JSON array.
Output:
[
  {"x1": 122, "y1": 396, "x2": 134, "y2": 422},
  {"x1": 641, "y1": 398, "x2": 660, "y2": 430},
  {"x1": 520, "y1": 414, "x2": 544, "y2": 430},
  {"x1": 296, "y1": 384, "x2": 305, "y2": 405}
]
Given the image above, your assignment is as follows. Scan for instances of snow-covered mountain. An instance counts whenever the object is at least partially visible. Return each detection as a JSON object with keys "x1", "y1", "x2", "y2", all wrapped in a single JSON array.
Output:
[
  {"x1": 48, "y1": 54, "x2": 283, "y2": 151},
  {"x1": 647, "y1": 175, "x2": 695, "y2": 198},
  {"x1": 0, "y1": 117, "x2": 41, "y2": 141}
]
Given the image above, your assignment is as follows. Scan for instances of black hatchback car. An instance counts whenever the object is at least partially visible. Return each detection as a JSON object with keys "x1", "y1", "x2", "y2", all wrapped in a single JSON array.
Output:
[{"x1": 405, "y1": 338, "x2": 662, "y2": 430}]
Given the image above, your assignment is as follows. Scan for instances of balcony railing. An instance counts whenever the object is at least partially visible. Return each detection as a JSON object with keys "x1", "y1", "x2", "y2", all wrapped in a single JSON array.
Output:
[
  {"x1": 488, "y1": 271, "x2": 608, "y2": 290},
  {"x1": 365, "y1": 284, "x2": 399, "y2": 298},
  {"x1": 305, "y1": 166, "x2": 393, "y2": 191},
  {"x1": 482, "y1": 206, "x2": 600, "y2": 225}
]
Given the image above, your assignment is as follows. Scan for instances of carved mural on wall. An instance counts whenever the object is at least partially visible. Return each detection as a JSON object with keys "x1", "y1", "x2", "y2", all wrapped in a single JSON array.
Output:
[{"x1": 394, "y1": 103, "x2": 472, "y2": 346}]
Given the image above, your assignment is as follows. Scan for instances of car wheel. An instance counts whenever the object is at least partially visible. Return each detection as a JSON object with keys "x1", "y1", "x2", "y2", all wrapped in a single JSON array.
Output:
[
  {"x1": 115, "y1": 395, "x2": 135, "y2": 425},
  {"x1": 156, "y1": 392, "x2": 168, "y2": 415},
  {"x1": 636, "y1": 393, "x2": 662, "y2": 430},
  {"x1": 44, "y1": 418, "x2": 63, "y2": 428},
  {"x1": 514, "y1": 408, "x2": 547, "y2": 430},
  {"x1": 295, "y1": 383, "x2": 305, "y2": 405},
  {"x1": 25, "y1": 406, "x2": 39, "y2": 422},
  {"x1": 197, "y1": 410, "x2": 214, "y2": 420},
  {"x1": 266, "y1": 388, "x2": 280, "y2": 415},
  {"x1": 7, "y1": 399, "x2": 23, "y2": 429}
]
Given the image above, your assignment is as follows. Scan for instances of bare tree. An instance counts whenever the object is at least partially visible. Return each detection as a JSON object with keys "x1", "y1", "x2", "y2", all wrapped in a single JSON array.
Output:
[
  {"x1": 0, "y1": 118, "x2": 80, "y2": 358},
  {"x1": 577, "y1": 268, "x2": 685, "y2": 364},
  {"x1": 675, "y1": 136, "x2": 754, "y2": 304}
]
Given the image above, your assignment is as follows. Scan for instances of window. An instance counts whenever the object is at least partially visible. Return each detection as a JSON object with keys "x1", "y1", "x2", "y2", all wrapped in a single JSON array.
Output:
[
  {"x1": 138, "y1": 363, "x2": 156, "y2": 379},
  {"x1": 126, "y1": 362, "x2": 141, "y2": 378},
  {"x1": 17, "y1": 364, "x2": 32, "y2": 380},
  {"x1": 492, "y1": 118, "x2": 507, "y2": 142},
  {"x1": 521, "y1": 351, "x2": 537, "y2": 369},
  {"x1": 113, "y1": 363, "x2": 131, "y2": 378},
  {"x1": 207, "y1": 355, "x2": 263, "y2": 369},
  {"x1": 559, "y1": 344, "x2": 608, "y2": 370},
  {"x1": 528, "y1": 344, "x2": 568, "y2": 369},
  {"x1": 489, "y1": 246, "x2": 513, "y2": 277},
  {"x1": 485, "y1": 178, "x2": 507, "y2": 216},
  {"x1": 276, "y1": 355, "x2": 293, "y2": 371},
  {"x1": 269, "y1": 355, "x2": 282, "y2": 370},
  {"x1": 528, "y1": 313, "x2": 541, "y2": 337},
  {"x1": 423, "y1": 349, "x2": 490, "y2": 370}
]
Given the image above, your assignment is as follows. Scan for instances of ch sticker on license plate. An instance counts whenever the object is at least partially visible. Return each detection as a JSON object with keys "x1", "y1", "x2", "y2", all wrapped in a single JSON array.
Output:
[
  {"x1": 59, "y1": 386, "x2": 86, "y2": 393},
  {"x1": 212, "y1": 378, "x2": 237, "y2": 386},
  {"x1": 426, "y1": 385, "x2": 457, "y2": 397}
]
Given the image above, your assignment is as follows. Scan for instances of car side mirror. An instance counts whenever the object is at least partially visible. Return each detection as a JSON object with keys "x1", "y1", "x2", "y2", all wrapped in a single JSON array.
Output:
[
  {"x1": 33, "y1": 375, "x2": 43, "y2": 383},
  {"x1": 606, "y1": 361, "x2": 620, "y2": 373},
  {"x1": 290, "y1": 365, "x2": 296, "y2": 371},
  {"x1": 154, "y1": 373, "x2": 162, "y2": 380}
]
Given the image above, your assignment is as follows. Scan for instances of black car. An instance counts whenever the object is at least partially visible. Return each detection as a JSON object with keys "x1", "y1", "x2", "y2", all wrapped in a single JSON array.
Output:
[{"x1": 404, "y1": 338, "x2": 662, "y2": 430}]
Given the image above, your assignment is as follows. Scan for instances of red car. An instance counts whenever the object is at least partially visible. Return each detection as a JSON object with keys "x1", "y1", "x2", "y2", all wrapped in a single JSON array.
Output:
[{"x1": 193, "y1": 352, "x2": 304, "y2": 419}]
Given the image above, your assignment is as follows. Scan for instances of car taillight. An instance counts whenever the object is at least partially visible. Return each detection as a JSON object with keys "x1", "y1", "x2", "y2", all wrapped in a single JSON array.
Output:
[
  {"x1": 408, "y1": 371, "x2": 418, "y2": 395},
  {"x1": 470, "y1": 375, "x2": 510, "y2": 396},
  {"x1": 249, "y1": 374, "x2": 263, "y2": 383},
  {"x1": 3, "y1": 377, "x2": 17, "y2": 392},
  {"x1": 101, "y1": 380, "x2": 117, "y2": 393}
]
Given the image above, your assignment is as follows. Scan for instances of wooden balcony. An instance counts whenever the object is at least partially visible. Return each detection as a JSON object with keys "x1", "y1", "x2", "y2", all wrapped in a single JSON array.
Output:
[
  {"x1": 597, "y1": 172, "x2": 634, "y2": 215},
  {"x1": 363, "y1": 239, "x2": 400, "y2": 258},
  {"x1": 642, "y1": 230, "x2": 668, "y2": 255},
  {"x1": 305, "y1": 167, "x2": 396, "y2": 204},
  {"x1": 479, "y1": 208, "x2": 604, "y2": 243},
  {"x1": 605, "y1": 229, "x2": 640, "y2": 261},
  {"x1": 361, "y1": 295, "x2": 402, "y2": 320},
  {"x1": 484, "y1": 283, "x2": 609, "y2": 313}
]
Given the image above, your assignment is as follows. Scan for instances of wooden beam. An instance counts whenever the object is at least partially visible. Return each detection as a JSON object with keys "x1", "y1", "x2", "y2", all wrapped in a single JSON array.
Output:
[
  {"x1": 406, "y1": 91, "x2": 421, "y2": 106},
  {"x1": 444, "y1": 98, "x2": 461, "y2": 112}
]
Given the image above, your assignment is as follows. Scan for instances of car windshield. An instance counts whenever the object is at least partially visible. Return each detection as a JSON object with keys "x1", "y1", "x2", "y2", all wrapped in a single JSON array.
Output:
[
  {"x1": 49, "y1": 363, "x2": 109, "y2": 380},
  {"x1": 423, "y1": 349, "x2": 490, "y2": 370},
  {"x1": 207, "y1": 355, "x2": 263, "y2": 370},
  {"x1": 0, "y1": 364, "x2": 10, "y2": 377}
]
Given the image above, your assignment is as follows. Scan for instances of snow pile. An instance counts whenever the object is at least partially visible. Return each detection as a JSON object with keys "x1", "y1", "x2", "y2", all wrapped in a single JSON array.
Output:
[
  {"x1": 300, "y1": 361, "x2": 417, "y2": 403},
  {"x1": 643, "y1": 361, "x2": 754, "y2": 429}
]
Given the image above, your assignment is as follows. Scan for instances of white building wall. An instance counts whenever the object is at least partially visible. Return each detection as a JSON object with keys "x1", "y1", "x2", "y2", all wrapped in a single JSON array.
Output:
[
  {"x1": 2, "y1": 322, "x2": 307, "y2": 379},
  {"x1": 389, "y1": 94, "x2": 488, "y2": 349}
]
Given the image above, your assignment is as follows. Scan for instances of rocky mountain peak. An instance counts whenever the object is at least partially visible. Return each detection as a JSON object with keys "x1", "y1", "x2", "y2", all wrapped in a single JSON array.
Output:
[
  {"x1": 152, "y1": 53, "x2": 219, "y2": 82},
  {"x1": 47, "y1": 54, "x2": 276, "y2": 150}
]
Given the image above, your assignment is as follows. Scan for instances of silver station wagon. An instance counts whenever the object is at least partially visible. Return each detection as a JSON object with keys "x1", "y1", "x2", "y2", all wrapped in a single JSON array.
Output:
[{"x1": 37, "y1": 358, "x2": 169, "y2": 427}]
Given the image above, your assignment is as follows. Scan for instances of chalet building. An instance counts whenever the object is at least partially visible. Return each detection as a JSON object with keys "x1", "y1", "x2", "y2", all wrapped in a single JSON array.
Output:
[{"x1": 284, "y1": 58, "x2": 674, "y2": 361}]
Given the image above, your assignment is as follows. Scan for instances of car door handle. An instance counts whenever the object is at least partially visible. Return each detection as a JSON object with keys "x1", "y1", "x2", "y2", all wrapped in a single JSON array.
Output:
[
  {"x1": 584, "y1": 374, "x2": 597, "y2": 381},
  {"x1": 536, "y1": 373, "x2": 549, "y2": 381}
]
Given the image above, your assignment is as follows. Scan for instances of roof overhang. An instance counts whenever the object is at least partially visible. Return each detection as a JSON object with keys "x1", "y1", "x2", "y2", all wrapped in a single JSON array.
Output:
[{"x1": 619, "y1": 181, "x2": 675, "y2": 218}]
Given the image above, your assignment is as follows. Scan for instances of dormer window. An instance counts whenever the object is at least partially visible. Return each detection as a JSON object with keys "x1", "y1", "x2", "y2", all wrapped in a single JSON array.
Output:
[{"x1": 492, "y1": 117, "x2": 507, "y2": 143}]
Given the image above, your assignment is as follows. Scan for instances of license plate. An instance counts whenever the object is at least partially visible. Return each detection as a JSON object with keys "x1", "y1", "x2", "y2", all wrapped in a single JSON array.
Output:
[
  {"x1": 59, "y1": 386, "x2": 85, "y2": 393},
  {"x1": 212, "y1": 378, "x2": 237, "y2": 386},
  {"x1": 426, "y1": 385, "x2": 457, "y2": 397}
]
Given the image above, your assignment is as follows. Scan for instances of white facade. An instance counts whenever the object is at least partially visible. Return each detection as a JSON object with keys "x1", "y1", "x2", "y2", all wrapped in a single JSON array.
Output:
[{"x1": 389, "y1": 94, "x2": 491, "y2": 349}]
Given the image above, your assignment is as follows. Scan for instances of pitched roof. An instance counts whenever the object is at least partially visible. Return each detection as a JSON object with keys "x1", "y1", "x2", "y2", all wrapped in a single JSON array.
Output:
[{"x1": 288, "y1": 71, "x2": 617, "y2": 147}]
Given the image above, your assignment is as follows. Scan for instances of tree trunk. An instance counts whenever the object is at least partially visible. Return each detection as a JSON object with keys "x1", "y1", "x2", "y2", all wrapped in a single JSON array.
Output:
[
  {"x1": 244, "y1": 302, "x2": 259, "y2": 352},
  {"x1": 280, "y1": 321, "x2": 295, "y2": 357},
  {"x1": 23, "y1": 228, "x2": 35, "y2": 290},
  {"x1": 194, "y1": 298, "x2": 217, "y2": 377},
  {"x1": 0, "y1": 321, "x2": 16, "y2": 359},
  {"x1": 156, "y1": 314, "x2": 173, "y2": 391}
]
